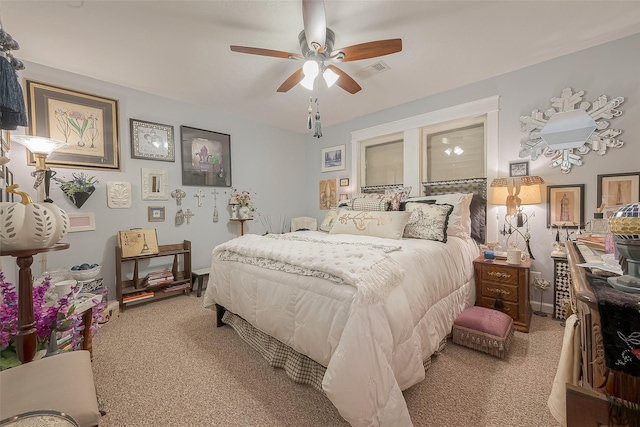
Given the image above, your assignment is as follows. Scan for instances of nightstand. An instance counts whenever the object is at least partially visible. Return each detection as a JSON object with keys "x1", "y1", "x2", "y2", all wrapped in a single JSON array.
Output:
[{"x1": 473, "y1": 256, "x2": 532, "y2": 332}]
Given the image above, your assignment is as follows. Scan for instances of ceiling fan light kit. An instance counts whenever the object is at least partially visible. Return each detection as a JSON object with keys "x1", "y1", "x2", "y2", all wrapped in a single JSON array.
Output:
[{"x1": 230, "y1": 0, "x2": 402, "y2": 96}]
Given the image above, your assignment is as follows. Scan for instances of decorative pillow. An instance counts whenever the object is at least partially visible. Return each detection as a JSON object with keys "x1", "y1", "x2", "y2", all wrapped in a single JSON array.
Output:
[
  {"x1": 399, "y1": 198, "x2": 435, "y2": 211},
  {"x1": 329, "y1": 209, "x2": 411, "y2": 240},
  {"x1": 319, "y1": 208, "x2": 339, "y2": 232},
  {"x1": 354, "y1": 192, "x2": 400, "y2": 211},
  {"x1": 408, "y1": 193, "x2": 473, "y2": 239},
  {"x1": 403, "y1": 202, "x2": 453, "y2": 242},
  {"x1": 385, "y1": 186, "x2": 412, "y2": 202},
  {"x1": 350, "y1": 197, "x2": 390, "y2": 212}
]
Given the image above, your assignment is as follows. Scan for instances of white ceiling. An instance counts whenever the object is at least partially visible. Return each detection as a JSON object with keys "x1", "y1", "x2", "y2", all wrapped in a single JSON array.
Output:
[{"x1": 3, "y1": 1, "x2": 640, "y2": 135}]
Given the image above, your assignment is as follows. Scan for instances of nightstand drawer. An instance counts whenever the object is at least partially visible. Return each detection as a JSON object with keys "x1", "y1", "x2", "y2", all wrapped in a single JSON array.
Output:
[
  {"x1": 481, "y1": 265, "x2": 519, "y2": 284},
  {"x1": 479, "y1": 297, "x2": 518, "y2": 320},
  {"x1": 481, "y1": 282, "x2": 518, "y2": 302}
]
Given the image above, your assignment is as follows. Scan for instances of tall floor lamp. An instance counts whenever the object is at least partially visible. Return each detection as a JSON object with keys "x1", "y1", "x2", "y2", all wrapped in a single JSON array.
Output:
[{"x1": 491, "y1": 176, "x2": 544, "y2": 259}]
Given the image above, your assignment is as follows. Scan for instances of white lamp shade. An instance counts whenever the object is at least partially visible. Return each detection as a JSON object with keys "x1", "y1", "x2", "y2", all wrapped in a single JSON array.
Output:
[
  {"x1": 300, "y1": 74, "x2": 316, "y2": 90},
  {"x1": 490, "y1": 176, "x2": 544, "y2": 205},
  {"x1": 492, "y1": 184, "x2": 541, "y2": 205},
  {"x1": 11, "y1": 135, "x2": 68, "y2": 155}
]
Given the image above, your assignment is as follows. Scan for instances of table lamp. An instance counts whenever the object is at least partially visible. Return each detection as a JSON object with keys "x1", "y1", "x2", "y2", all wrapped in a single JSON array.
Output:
[{"x1": 491, "y1": 175, "x2": 544, "y2": 259}]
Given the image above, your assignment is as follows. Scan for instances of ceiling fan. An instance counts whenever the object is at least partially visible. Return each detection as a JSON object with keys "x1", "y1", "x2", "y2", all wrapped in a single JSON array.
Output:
[{"x1": 230, "y1": 0, "x2": 402, "y2": 94}]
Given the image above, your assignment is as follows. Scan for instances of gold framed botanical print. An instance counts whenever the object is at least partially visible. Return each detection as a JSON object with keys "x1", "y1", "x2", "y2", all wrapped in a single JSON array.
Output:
[{"x1": 24, "y1": 79, "x2": 120, "y2": 170}]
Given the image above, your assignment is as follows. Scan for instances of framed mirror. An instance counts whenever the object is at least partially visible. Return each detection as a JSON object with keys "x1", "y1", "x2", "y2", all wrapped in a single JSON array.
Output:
[{"x1": 519, "y1": 87, "x2": 624, "y2": 173}]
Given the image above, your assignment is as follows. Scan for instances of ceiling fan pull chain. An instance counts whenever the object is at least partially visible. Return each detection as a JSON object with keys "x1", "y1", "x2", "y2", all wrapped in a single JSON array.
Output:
[
  {"x1": 313, "y1": 99, "x2": 322, "y2": 139},
  {"x1": 307, "y1": 97, "x2": 313, "y2": 129}
]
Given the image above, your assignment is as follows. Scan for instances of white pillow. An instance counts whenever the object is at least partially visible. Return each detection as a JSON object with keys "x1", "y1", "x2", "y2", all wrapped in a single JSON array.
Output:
[
  {"x1": 407, "y1": 193, "x2": 473, "y2": 239},
  {"x1": 403, "y1": 202, "x2": 453, "y2": 242},
  {"x1": 330, "y1": 209, "x2": 411, "y2": 240},
  {"x1": 319, "y1": 208, "x2": 338, "y2": 232}
]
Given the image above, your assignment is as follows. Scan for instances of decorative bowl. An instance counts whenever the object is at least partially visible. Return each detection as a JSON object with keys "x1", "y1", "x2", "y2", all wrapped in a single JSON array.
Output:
[
  {"x1": 69, "y1": 265, "x2": 101, "y2": 281},
  {"x1": 609, "y1": 202, "x2": 640, "y2": 240}
]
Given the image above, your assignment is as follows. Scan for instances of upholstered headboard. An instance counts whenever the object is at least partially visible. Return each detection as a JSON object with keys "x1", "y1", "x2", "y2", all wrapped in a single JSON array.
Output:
[{"x1": 422, "y1": 178, "x2": 487, "y2": 244}]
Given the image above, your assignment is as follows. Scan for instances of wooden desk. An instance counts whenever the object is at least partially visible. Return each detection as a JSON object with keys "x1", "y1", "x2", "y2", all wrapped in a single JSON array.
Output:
[
  {"x1": 231, "y1": 218, "x2": 252, "y2": 236},
  {"x1": 0, "y1": 243, "x2": 70, "y2": 364}
]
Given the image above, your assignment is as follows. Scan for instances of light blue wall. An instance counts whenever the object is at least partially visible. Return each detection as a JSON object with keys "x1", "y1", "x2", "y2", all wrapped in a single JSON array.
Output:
[
  {"x1": 1, "y1": 63, "x2": 307, "y2": 298},
  {"x1": 2, "y1": 34, "x2": 638, "y2": 312},
  {"x1": 307, "y1": 33, "x2": 640, "y2": 309}
]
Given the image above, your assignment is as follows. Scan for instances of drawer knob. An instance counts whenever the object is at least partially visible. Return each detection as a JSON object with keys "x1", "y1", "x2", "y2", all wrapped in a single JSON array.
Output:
[
  {"x1": 487, "y1": 287, "x2": 511, "y2": 296},
  {"x1": 488, "y1": 271, "x2": 511, "y2": 279}
]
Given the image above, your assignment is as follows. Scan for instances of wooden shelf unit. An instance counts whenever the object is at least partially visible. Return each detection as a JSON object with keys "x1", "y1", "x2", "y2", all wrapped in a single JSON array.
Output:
[{"x1": 116, "y1": 240, "x2": 192, "y2": 310}]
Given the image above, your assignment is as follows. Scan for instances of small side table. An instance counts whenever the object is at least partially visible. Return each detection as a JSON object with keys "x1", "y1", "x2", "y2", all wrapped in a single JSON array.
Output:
[
  {"x1": 231, "y1": 218, "x2": 252, "y2": 236},
  {"x1": 473, "y1": 256, "x2": 532, "y2": 332},
  {"x1": 191, "y1": 268, "x2": 210, "y2": 298}
]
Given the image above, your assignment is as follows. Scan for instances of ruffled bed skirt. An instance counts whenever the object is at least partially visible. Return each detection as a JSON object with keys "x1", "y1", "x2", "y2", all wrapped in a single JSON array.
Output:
[{"x1": 222, "y1": 310, "x2": 446, "y2": 394}]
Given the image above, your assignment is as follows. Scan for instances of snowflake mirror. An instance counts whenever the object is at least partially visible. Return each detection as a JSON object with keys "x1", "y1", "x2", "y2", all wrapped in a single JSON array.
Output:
[{"x1": 519, "y1": 87, "x2": 625, "y2": 173}]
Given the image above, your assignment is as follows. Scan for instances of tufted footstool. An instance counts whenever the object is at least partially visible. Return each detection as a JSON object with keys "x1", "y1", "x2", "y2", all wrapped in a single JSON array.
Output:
[{"x1": 452, "y1": 306, "x2": 514, "y2": 359}]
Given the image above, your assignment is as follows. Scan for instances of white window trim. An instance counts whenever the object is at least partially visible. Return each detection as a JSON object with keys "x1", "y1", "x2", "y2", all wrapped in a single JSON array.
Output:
[{"x1": 350, "y1": 95, "x2": 500, "y2": 238}]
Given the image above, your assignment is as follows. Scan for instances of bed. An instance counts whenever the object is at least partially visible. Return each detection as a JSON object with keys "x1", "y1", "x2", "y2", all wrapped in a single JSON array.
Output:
[{"x1": 204, "y1": 179, "x2": 486, "y2": 426}]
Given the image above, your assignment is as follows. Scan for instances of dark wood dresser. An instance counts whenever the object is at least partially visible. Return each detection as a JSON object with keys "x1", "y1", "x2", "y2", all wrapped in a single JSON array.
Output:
[
  {"x1": 565, "y1": 242, "x2": 640, "y2": 426},
  {"x1": 473, "y1": 256, "x2": 532, "y2": 332}
]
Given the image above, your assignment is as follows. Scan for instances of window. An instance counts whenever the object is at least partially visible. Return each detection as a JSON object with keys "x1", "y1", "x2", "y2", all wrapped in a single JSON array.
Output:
[
  {"x1": 364, "y1": 140, "x2": 403, "y2": 186},
  {"x1": 424, "y1": 122, "x2": 485, "y2": 182},
  {"x1": 351, "y1": 96, "x2": 498, "y2": 196}
]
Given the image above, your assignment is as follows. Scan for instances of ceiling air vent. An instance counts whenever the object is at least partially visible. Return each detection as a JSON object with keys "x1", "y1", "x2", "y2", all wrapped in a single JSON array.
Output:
[{"x1": 355, "y1": 61, "x2": 391, "y2": 80}]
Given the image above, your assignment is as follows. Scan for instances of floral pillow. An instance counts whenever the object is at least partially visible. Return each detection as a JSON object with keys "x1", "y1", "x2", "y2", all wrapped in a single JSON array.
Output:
[{"x1": 403, "y1": 202, "x2": 454, "y2": 242}]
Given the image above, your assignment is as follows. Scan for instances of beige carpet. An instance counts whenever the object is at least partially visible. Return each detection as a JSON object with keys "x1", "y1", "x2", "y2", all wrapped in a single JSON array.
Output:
[{"x1": 91, "y1": 295, "x2": 564, "y2": 426}]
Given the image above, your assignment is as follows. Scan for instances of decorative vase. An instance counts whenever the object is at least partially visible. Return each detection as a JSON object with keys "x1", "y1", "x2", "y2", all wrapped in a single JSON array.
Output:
[
  {"x1": 70, "y1": 186, "x2": 95, "y2": 209},
  {"x1": 239, "y1": 206, "x2": 250, "y2": 219},
  {"x1": 230, "y1": 204, "x2": 238, "y2": 219},
  {"x1": 46, "y1": 330, "x2": 60, "y2": 357}
]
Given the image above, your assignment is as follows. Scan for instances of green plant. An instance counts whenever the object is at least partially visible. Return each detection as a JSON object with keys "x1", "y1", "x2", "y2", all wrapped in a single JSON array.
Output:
[{"x1": 53, "y1": 172, "x2": 98, "y2": 203}]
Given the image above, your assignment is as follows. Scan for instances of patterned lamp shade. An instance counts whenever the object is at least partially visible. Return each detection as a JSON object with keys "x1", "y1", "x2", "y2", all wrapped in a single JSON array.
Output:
[{"x1": 608, "y1": 202, "x2": 640, "y2": 240}]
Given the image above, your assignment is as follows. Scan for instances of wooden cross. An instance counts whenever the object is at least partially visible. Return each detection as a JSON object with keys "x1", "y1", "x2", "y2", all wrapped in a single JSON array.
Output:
[
  {"x1": 194, "y1": 189, "x2": 205, "y2": 207},
  {"x1": 171, "y1": 189, "x2": 186, "y2": 206},
  {"x1": 184, "y1": 208, "x2": 195, "y2": 224}
]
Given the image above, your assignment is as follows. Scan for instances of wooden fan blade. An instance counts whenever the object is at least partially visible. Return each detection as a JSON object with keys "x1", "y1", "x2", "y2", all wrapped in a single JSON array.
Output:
[
  {"x1": 230, "y1": 45, "x2": 303, "y2": 60},
  {"x1": 330, "y1": 39, "x2": 402, "y2": 62},
  {"x1": 302, "y1": 0, "x2": 326, "y2": 52},
  {"x1": 277, "y1": 68, "x2": 305, "y2": 92},
  {"x1": 326, "y1": 65, "x2": 361, "y2": 94}
]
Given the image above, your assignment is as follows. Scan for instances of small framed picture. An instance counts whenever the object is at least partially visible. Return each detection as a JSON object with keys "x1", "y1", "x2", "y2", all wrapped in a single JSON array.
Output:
[
  {"x1": 130, "y1": 119, "x2": 175, "y2": 162},
  {"x1": 141, "y1": 168, "x2": 169, "y2": 201},
  {"x1": 148, "y1": 206, "x2": 165, "y2": 222},
  {"x1": 321, "y1": 144, "x2": 346, "y2": 173},
  {"x1": 509, "y1": 160, "x2": 529, "y2": 177},
  {"x1": 339, "y1": 178, "x2": 349, "y2": 187},
  {"x1": 68, "y1": 212, "x2": 96, "y2": 232},
  {"x1": 597, "y1": 172, "x2": 640, "y2": 217},
  {"x1": 547, "y1": 184, "x2": 585, "y2": 228}
]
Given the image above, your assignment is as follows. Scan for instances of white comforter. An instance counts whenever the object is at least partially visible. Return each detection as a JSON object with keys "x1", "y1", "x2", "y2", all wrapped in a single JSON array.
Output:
[{"x1": 204, "y1": 231, "x2": 479, "y2": 426}]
